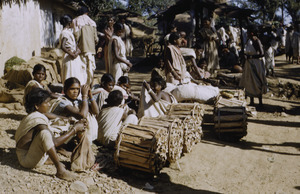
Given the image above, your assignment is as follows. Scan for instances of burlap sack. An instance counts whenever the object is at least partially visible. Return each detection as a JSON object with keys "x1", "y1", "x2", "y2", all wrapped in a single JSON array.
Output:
[{"x1": 71, "y1": 131, "x2": 95, "y2": 172}]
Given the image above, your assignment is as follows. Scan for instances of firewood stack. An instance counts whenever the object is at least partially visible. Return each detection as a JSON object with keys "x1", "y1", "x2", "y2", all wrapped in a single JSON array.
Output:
[
  {"x1": 182, "y1": 116, "x2": 203, "y2": 153},
  {"x1": 166, "y1": 103, "x2": 204, "y2": 153},
  {"x1": 139, "y1": 116, "x2": 184, "y2": 163},
  {"x1": 214, "y1": 89, "x2": 248, "y2": 140},
  {"x1": 114, "y1": 124, "x2": 169, "y2": 174}
]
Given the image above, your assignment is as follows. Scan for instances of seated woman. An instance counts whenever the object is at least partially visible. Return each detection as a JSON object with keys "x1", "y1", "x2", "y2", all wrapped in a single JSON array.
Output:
[
  {"x1": 114, "y1": 76, "x2": 139, "y2": 112},
  {"x1": 50, "y1": 77, "x2": 99, "y2": 143},
  {"x1": 23, "y1": 64, "x2": 61, "y2": 105},
  {"x1": 92, "y1": 73, "x2": 115, "y2": 111},
  {"x1": 16, "y1": 88, "x2": 86, "y2": 181},
  {"x1": 97, "y1": 90, "x2": 138, "y2": 148},
  {"x1": 165, "y1": 32, "x2": 202, "y2": 84},
  {"x1": 137, "y1": 76, "x2": 177, "y2": 118}
]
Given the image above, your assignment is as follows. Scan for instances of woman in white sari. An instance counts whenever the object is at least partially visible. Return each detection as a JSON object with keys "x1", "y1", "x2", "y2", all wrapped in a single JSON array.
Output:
[
  {"x1": 59, "y1": 15, "x2": 86, "y2": 85},
  {"x1": 50, "y1": 77, "x2": 99, "y2": 142}
]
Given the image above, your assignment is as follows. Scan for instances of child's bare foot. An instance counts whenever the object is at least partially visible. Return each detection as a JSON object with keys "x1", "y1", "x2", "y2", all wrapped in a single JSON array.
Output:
[
  {"x1": 44, "y1": 157, "x2": 53, "y2": 165},
  {"x1": 56, "y1": 169, "x2": 77, "y2": 181}
]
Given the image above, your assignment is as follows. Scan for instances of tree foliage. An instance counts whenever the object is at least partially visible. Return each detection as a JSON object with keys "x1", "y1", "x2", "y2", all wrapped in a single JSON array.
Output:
[
  {"x1": 284, "y1": 0, "x2": 300, "y2": 23},
  {"x1": 127, "y1": 0, "x2": 176, "y2": 15},
  {"x1": 230, "y1": 0, "x2": 299, "y2": 24}
]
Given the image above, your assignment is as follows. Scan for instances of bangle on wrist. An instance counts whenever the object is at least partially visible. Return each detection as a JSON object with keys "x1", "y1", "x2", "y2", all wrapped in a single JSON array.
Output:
[{"x1": 90, "y1": 98, "x2": 95, "y2": 102}]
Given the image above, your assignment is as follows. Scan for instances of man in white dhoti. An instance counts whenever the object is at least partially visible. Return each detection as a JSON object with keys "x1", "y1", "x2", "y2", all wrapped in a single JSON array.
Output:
[{"x1": 73, "y1": 6, "x2": 98, "y2": 86}]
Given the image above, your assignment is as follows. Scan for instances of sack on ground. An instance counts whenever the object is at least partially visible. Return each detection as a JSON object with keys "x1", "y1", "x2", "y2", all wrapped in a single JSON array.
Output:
[
  {"x1": 71, "y1": 131, "x2": 95, "y2": 172},
  {"x1": 171, "y1": 83, "x2": 219, "y2": 102}
]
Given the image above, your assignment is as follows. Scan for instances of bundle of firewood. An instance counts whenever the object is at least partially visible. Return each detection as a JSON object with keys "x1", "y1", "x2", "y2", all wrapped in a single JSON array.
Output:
[
  {"x1": 167, "y1": 103, "x2": 204, "y2": 122},
  {"x1": 139, "y1": 116, "x2": 183, "y2": 163},
  {"x1": 114, "y1": 124, "x2": 169, "y2": 174},
  {"x1": 214, "y1": 90, "x2": 248, "y2": 140},
  {"x1": 166, "y1": 103, "x2": 204, "y2": 153},
  {"x1": 182, "y1": 116, "x2": 203, "y2": 153}
]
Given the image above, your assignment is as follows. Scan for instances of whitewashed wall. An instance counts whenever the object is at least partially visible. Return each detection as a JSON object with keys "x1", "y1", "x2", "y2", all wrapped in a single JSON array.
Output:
[{"x1": 0, "y1": 0, "x2": 74, "y2": 76}]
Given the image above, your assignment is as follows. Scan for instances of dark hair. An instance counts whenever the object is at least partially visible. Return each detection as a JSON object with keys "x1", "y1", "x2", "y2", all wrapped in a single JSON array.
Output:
[
  {"x1": 107, "y1": 15, "x2": 116, "y2": 22},
  {"x1": 169, "y1": 32, "x2": 180, "y2": 45},
  {"x1": 32, "y1": 64, "x2": 46, "y2": 76},
  {"x1": 60, "y1": 14, "x2": 72, "y2": 27},
  {"x1": 118, "y1": 76, "x2": 130, "y2": 85},
  {"x1": 114, "y1": 23, "x2": 124, "y2": 32},
  {"x1": 247, "y1": 24, "x2": 258, "y2": 36},
  {"x1": 64, "y1": 77, "x2": 81, "y2": 94},
  {"x1": 78, "y1": 6, "x2": 89, "y2": 15},
  {"x1": 168, "y1": 23, "x2": 176, "y2": 31},
  {"x1": 150, "y1": 76, "x2": 166, "y2": 90},
  {"x1": 101, "y1": 73, "x2": 115, "y2": 86},
  {"x1": 25, "y1": 88, "x2": 51, "y2": 113},
  {"x1": 105, "y1": 90, "x2": 123, "y2": 106}
]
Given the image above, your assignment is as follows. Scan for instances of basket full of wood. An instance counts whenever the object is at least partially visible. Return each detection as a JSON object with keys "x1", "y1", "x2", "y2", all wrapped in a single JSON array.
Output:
[{"x1": 114, "y1": 122, "x2": 172, "y2": 174}]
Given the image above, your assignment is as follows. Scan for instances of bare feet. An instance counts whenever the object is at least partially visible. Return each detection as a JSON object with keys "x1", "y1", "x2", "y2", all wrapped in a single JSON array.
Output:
[
  {"x1": 56, "y1": 168, "x2": 77, "y2": 181},
  {"x1": 44, "y1": 157, "x2": 54, "y2": 165}
]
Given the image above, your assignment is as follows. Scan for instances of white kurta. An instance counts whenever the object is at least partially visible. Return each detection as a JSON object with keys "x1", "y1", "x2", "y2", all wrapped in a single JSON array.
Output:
[{"x1": 239, "y1": 39, "x2": 268, "y2": 97}]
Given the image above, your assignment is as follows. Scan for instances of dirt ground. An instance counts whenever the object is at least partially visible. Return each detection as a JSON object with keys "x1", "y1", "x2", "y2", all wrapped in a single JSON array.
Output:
[{"x1": 0, "y1": 55, "x2": 299, "y2": 193}]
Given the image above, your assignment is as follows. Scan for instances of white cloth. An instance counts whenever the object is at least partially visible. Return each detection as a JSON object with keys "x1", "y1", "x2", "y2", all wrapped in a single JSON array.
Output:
[
  {"x1": 218, "y1": 27, "x2": 229, "y2": 45},
  {"x1": 239, "y1": 39, "x2": 268, "y2": 97},
  {"x1": 59, "y1": 28, "x2": 87, "y2": 85},
  {"x1": 15, "y1": 112, "x2": 54, "y2": 168},
  {"x1": 113, "y1": 85, "x2": 128, "y2": 102},
  {"x1": 50, "y1": 96, "x2": 98, "y2": 143},
  {"x1": 92, "y1": 86, "x2": 110, "y2": 110},
  {"x1": 171, "y1": 83, "x2": 219, "y2": 102},
  {"x1": 180, "y1": 48, "x2": 196, "y2": 59},
  {"x1": 108, "y1": 35, "x2": 129, "y2": 81},
  {"x1": 265, "y1": 46, "x2": 275, "y2": 70},
  {"x1": 97, "y1": 106, "x2": 137, "y2": 145},
  {"x1": 123, "y1": 23, "x2": 133, "y2": 56},
  {"x1": 80, "y1": 52, "x2": 96, "y2": 85},
  {"x1": 23, "y1": 80, "x2": 45, "y2": 105},
  {"x1": 137, "y1": 85, "x2": 177, "y2": 118},
  {"x1": 73, "y1": 14, "x2": 97, "y2": 33}
]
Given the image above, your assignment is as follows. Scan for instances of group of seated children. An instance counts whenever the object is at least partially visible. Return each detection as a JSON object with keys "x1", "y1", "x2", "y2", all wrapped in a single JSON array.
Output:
[{"x1": 17, "y1": 63, "x2": 172, "y2": 180}]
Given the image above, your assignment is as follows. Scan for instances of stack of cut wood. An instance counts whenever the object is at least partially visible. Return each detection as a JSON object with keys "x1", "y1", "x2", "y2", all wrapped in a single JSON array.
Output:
[
  {"x1": 166, "y1": 103, "x2": 204, "y2": 153},
  {"x1": 182, "y1": 116, "x2": 203, "y2": 153},
  {"x1": 139, "y1": 116, "x2": 183, "y2": 163},
  {"x1": 214, "y1": 89, "x2": 248, "y2": 140},
  {"x1": 114, "y1": 124, "x2": 169, "y2": 174},
  {"x1": 114, "y1": 103, "x2": 205, "y2": 174}
]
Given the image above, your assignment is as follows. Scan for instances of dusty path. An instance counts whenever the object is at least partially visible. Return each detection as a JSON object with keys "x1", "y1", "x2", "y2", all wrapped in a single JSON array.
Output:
[{"x1": 0, "y1": 55, "x2": 299, "y2": 193}]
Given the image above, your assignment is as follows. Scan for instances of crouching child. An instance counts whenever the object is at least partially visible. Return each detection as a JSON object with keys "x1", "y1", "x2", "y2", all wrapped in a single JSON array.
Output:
[{"x1": 15, "y1": 88, "x2": 86, "y2": 181}]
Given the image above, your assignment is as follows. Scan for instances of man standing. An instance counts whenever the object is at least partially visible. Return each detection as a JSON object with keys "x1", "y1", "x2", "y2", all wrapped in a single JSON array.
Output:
[{"x1": 73, "y1": 6, "x2": 98, "y2": 86}]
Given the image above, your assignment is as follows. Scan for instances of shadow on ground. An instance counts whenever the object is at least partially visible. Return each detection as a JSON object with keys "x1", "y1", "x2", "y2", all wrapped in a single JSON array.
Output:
[{"x1": 201, "y1": 131, "x2": 300, "y2": 156}]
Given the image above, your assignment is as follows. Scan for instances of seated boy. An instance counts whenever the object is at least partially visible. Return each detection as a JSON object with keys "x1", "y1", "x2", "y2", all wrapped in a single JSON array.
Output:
[
  {"x1": 97, "y1": 90, "x2": 138, "y2": 147},
  {"x1": 15, "y1": 88, "x2": 86, "y2": 181}
]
